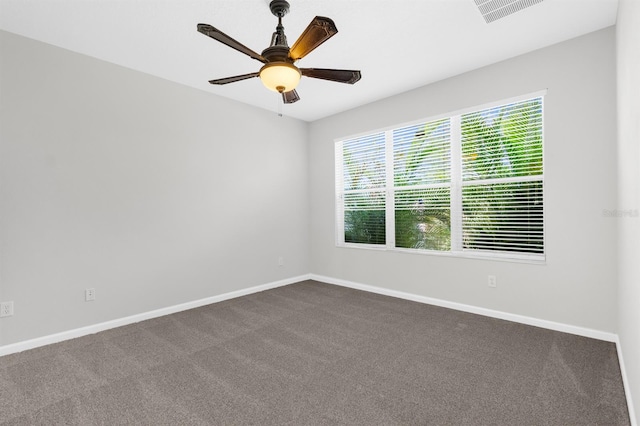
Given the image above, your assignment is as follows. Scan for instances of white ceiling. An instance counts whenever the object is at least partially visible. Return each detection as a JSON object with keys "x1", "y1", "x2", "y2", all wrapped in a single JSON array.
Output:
[{"x1": 0, "y1": 0, "x2": 618, "y2": 122}]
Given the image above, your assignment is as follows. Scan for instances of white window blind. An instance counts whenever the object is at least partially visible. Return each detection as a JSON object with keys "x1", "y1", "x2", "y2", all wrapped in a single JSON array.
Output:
[
  {"x1": 335, "y1": 94, "x2": 544, "y2": 261},
  {"x1": 459, "y1": 98, "x2": 544, "y2": 255},
  {"x1": 336, "y1": 133, "x2": 386, "y2": 246},
  {"x1": 461, "y1": 181, "x2": 543, "y2": 254},
  {"x1": 393, "y1": 119, "x2": 452, "y2": 251}
]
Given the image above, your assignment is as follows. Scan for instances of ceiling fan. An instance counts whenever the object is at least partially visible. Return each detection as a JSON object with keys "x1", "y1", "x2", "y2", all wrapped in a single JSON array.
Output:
[{"x1": 197, "y1": 0, "x2": 361, "y2": 104}]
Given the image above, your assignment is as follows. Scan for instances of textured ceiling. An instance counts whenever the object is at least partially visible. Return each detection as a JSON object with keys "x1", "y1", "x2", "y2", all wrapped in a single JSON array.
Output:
[{"x1": 0, "y1": 0, "x2": 619, "y2": 121}]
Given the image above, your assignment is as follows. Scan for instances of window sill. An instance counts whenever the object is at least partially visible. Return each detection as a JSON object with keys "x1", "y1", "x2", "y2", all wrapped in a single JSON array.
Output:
[{"x1": 336, "y1": 243, "x2": 546, "y2": 265}]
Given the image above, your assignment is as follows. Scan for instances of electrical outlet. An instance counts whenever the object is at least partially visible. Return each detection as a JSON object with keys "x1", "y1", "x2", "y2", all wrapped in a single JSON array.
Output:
[
  {"x1": 85, "y1": 288, "x2": 96, "y2": 301},
  {"x1": 0, "y1": 301, "x2": 14, "y2": 317},
  {"x1": 488, "y1": 275, "x2": 497, "y2": 288},
  {"x1": 278, "y1": 256, "x2": 284, "y2": 266}
]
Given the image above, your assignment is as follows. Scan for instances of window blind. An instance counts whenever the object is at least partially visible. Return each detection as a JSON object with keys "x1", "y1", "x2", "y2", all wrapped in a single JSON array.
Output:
[
  {"x1": 393, "y1": 119, "x2": 452, "y2": 251},
  {"x1": 462, "y1": 180, "x2": 543, "y2": 253},
  {"x1": 393, "y1": 119, "x2": 451, "y2": 187},
  {"x1": 335, "y1": 93, "x2": 544, "y2": 261},
  {"x1": 337, "y1": 133, "x2": 387, "y2": 246},
  {"x1": 460, "y1": 97, "x2": 543, "y2": 255},
  {"x1": 462, "y1": 98, "x2": 543, "y2": 181}
]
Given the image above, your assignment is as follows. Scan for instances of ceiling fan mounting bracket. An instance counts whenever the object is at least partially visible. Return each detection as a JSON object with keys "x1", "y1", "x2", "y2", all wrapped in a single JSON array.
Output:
[{"x1": 269, "y1": 0, "x2": 290, "y2": 18}]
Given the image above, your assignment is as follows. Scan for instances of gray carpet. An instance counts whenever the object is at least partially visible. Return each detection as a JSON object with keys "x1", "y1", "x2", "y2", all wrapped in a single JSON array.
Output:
[{"x1": 0, "y1": 280, "x2": 630, "y2": 425}]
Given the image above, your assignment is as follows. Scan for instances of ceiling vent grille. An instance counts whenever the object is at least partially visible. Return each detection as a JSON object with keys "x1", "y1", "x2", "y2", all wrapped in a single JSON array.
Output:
[{"x1": 474, "y1": 0, "x2": 544, "y2": 23}]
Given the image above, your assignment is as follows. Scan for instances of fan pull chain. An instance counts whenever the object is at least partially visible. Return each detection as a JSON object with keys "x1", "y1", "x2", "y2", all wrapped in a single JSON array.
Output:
[{"x1": 277, "y1": 96, "x2": 283, "y2": 117}]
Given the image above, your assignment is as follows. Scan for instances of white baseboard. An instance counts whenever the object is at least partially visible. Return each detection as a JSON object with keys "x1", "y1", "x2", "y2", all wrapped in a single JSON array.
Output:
[
  {"x1": 310, "y1": 274, "x2": 618, "y2": 342},
  {"x1": 0, "y1": 272, "x2": 618, "y2": 350},
  {"x1": 615, "y1": 336, "x2": 638, "y2": 426},
  {"x1": 0, "y1": 274, "x2": 311, "y2": 357}
]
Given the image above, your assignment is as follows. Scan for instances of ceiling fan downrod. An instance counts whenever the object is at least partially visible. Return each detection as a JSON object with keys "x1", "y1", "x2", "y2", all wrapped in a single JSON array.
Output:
[{"x1": 269, "y1": 0, "x2": 290, "y2": 48}]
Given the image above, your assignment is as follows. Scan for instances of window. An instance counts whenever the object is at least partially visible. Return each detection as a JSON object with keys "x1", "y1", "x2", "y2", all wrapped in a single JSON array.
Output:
[{"x1": 335, "y1": 94, "x2": 544, "y2": 261}]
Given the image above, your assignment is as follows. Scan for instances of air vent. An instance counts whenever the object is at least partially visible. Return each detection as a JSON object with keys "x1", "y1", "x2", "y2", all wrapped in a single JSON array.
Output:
[{"x1": 474, "y1": 0, "x2": 544, "y2": 23}]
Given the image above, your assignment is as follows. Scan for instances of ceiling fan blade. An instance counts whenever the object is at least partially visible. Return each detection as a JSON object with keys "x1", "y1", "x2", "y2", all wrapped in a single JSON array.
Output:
[
  {"x1": 301, "y1": 68, "x2": 361, "y2": 84},
  {"x1": 197, "y1": 23, "x2": 267, "y2": 63},
  {"x1": 209, "y1": 72, "x2": 260, "y2": 85},
  {"x1": 289, "y1": 16, "x2": 338, "y2": 61},
  {"x1": 282, "y1": 89, "x2": 300, "y2": 104}
]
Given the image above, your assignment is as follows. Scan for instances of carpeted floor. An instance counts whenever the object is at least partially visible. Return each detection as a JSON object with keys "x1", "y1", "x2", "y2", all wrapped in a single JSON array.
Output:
[{"x1": 0, "y1": 280, "x2": 630, "y2": 425}]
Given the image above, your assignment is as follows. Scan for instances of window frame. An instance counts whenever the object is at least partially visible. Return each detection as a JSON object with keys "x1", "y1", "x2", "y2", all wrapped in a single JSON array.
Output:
[{"x1": 335, "y1": 91, "x2": 546, "y2": 263}]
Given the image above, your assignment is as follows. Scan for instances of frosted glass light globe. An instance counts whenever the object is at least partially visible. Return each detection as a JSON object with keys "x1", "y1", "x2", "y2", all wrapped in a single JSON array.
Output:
[{"x1": 259, "y1": 62, "x2": 301, "y2": 93}]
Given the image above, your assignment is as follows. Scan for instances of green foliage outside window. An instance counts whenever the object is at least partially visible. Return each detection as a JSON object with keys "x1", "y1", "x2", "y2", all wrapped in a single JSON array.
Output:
[{"x1": 461, "y1": 99, "x2": 543, "y2": 253}]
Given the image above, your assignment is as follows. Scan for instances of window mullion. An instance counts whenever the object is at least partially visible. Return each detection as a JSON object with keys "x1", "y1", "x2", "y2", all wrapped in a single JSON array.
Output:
[
  {"x1": 385, "y1": 130, "x2": 395, "y2": 249},
  {"x1": 450, "y1": 115, "x2": 462, "y2": 252},
  {"x1": 334, "y1": 142, "x2": 345, "y2": 246}
]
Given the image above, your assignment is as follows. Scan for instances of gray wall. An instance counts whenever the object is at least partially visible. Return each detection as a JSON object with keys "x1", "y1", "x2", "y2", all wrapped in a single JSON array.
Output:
[
  {"x1": 616, "y1": 0, "x2": 640, "y2": 422},
  {"x1": 0, "y1": 30, "x2": 310, "y2": 346},
  {"x1": 309, "y1": 27, "x2": 618, "y2": 333}
]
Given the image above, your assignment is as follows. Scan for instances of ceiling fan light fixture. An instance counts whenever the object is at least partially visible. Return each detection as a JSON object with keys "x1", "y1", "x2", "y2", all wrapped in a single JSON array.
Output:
[{"x1": 259, "y1": 62, "x2": 301, "y2": 93}]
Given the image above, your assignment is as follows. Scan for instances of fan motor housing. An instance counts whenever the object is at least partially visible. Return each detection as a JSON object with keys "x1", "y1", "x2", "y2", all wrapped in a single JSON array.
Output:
[{"x1": 262, "y1": 45, "x2": 291, "y2": 63}]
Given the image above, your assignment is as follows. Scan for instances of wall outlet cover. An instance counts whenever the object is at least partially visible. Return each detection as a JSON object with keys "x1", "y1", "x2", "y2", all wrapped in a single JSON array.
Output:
[
  {"x1": 85, "y1": 288, "x2": 96, "y2": 301},
  {"x1": 488, "y1": 275, "x2": 497, "y2": 288},
  {"x1": 0, "y1": 301, "x2": 14, "y2": 317}
]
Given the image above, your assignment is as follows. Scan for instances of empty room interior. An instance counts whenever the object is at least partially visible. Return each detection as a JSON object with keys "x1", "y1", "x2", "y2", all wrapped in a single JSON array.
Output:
[{"x1": 1, "y1": 0, "x2": 639, "y2": 424}]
